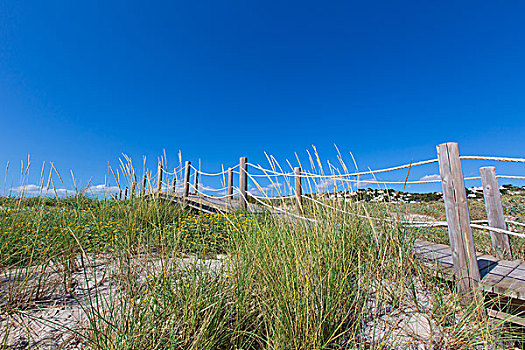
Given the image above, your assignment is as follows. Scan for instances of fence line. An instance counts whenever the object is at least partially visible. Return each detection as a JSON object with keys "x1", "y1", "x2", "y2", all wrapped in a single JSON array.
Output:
[
  {"x1": 189, "y1": 163, "x2": 239, "y2": 177},
  {"x1": 171, "y1": 156, "x2": 524, "y2": 192},
  {"x1": 247, "y1": 159, "x2": 440, "y2": 179},
  {"x1": 126, "y1": 144, "x2": 525, "y2": 300},
  {"x1": 249, "y1": 193, "x2": 318, "y2": 222},
  {"x1": 507, "y1": 220, "x2": 525, "y2": 227},
  {"x1": 187, "y1": 182, "x2": 234, "y2": 199},
  {"x1": 301, "y1": 194, "x2": 394, "y2": 223},
  {"x1": 460, "y1": 155, "x2": 525, "y2": 163}
]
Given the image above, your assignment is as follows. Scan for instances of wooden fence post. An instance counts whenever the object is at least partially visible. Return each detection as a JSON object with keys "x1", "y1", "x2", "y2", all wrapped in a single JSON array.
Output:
[
  {"x1": 118, "y1": 189, "x2": 122, "y2": 200},
  {"x1": 227, "y1": 167, "x2": 233, "y2": 207},
  {"x1": 141, "y1": 175, "x2": 147, "y2": 197},
  {"x1": 157, "y1": 162, "x2": 163, "y2": 194},
  {"x1": 194, "y1": 169, "x2": 199, "y2": 195},
  {"x1": 172, "y1": 176, "x2": 177, "y2": 194},
  {"x1": 437, "y1": 142, "x2": 481, "y2": 298},
  {"x1": 295, "y1": 167, "x2": 303, "y2": 214},
  {"x1": 480, "y1": 166, "x2": 512, "y2": 259},
  {"x1": 239, "y1": 157, "x2": 247, "y2": 210},
  {"x1": 183, "y1": 161, "x2": 191, "y2": 199},
  {"x1": 124, "y1": 187, "x2": 128, "y2": 200}
]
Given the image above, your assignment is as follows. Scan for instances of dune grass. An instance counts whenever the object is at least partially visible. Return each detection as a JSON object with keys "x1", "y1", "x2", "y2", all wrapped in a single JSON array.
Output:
[{"x1": 1, "y1": 192, "x2": 522, "y2": 349}]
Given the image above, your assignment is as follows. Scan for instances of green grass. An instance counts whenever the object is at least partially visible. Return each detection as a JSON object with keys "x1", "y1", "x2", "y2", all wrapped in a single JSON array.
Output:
[{"x1": 0, "y1": 194, "x2": 522, "y2": 349}]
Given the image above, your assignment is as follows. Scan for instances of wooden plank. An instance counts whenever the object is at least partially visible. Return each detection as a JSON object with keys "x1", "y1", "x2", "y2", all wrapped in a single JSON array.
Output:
[
  {"x1": 495, "y1": 264, "x2": 525, "y2": 299},
  {"x1": 239, "y1": 157, "x2": 247, "y2": 210},
  {"x1": 294, "y1": 167, "x2": 302, "y2": 215},
  {"x1": 437, "y1": 142, "x2": 481, "y2": 299},
  {"x1": 414, "y1": 239, "x2": 525, "y2": 301},
  {"x1": 487, "y1": 309, "x2": 525, "y2": 327},
  {"x1": 414, "y1": 240, "x2": 435, "y2": 249},
  {"x1": 480, "y1": 167, "x2": 512, "y2": 259},
  {"x1": 183, "y1": 161, "x2": 191, "y2": 199}
]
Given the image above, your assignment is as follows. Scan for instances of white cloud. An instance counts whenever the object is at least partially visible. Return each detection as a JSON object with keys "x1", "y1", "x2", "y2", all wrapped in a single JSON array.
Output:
[
  {"x1": 316, "y1": 180, "x2": 331, "y2": 189},
  {"x1": 10, "y1": 184, "x2": 76, "y2": 196},
  {"x1": 247, "y1": 187, "x2": 261, "y2": 196},
  {"x1": 10, "y1": 184, "x2": 42, "y2": 194},
  {"x1": 419, "y1": 174, "x2": 441, "y2": 181},
  {"x1": 266, "y1": 182, "x2": 282, "y2": 189}
]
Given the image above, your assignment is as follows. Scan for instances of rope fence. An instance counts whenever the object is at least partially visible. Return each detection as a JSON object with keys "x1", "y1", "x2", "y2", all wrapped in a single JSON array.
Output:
[
  {"x1": 139, "y1": 145, "x2": 524, "y2": 258},
  {"x1": 121, "y1": 144, "x2": 524, "y2": 299}
]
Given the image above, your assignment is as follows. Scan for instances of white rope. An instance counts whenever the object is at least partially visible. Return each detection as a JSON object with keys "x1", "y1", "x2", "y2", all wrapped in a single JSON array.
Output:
[
  {"x1": 460, "y1": 156, "x2": 525, "y2": 163},
  {"x1": 188, "y1": 183, "x2": 234, "y2": 199},
  {"x1": 189, "y1": 164, "x2": 239, "y2": 177},
  {"x1": 249, "y1": 159, "x2": 439, "y2": 179},
  {"x1": 464, "y1": 176, "x2": 481, "y2": 181},
  {"x1": 405, "y1": 218, "x2": 491, "y2": 226},
  {"x1": 162, "y1": 167, "x2": 184, "y2": 176},
  {"x1": 299, "y1": 159, "x2": 439, "y2": 179},
  {"x1": 506, "y1": 220, "x2": 525, "y2": 227},
  {"x1": 406, "y1": 221, "x2": 448, "y2": 228},
  {"x1": 469, "y1": 223, "x2": 525, "y2": 239},
  {"x1": 199, "y1": 186, "x2": 229, "y2": 192},
  {"x1": 301, "y1": 195, "x2": 393, "y2": 223},
  {"x1": 497, "y1": 175, "x2": 525, "y2": 180},
  {"x1": 345, "y1": 178, "x2": 441, "y2": 184},
  {"x1": 244, "y1": 172, "x2": 290, "y2": 178},
  {"x1": 309, "y1": 175, "x2": 477, "y2": 184},
  {"x1": 250, "y1": 194, "x2": 295, "y2": 200},
  {"x1": 406, "y1": 221, "x2": 525, "y2": 239},
  {"x1": 246, "y1": 158, "x2": 444, "y2": 184}
]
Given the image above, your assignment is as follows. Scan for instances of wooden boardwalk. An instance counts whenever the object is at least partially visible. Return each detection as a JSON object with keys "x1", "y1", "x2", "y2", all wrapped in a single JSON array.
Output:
[
  {"x1": 414, "y1": 239, "x2": 525, "y2": 301},
  {"x1": 151, "y1": 192, "x2": 280, "y2": 215},
  {"x1": 150, "y1": 192, "x2": 258, "y2": 213}
]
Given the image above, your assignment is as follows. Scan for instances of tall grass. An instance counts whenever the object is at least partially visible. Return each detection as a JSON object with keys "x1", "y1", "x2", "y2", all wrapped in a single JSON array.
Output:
[{"x1": 1, "y1": 158, "x2": 521, "y2": 349}]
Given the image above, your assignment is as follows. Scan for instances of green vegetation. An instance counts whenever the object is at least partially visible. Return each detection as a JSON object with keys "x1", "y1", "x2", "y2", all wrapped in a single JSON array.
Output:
[{"x1": 0, "y1": 194, "x2": 522, "y2": 349}]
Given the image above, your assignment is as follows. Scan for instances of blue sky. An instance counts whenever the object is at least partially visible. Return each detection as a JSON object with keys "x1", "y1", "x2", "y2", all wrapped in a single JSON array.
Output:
[{"x1": 1, "y1": 1, "x2": 524, "y2": 196}]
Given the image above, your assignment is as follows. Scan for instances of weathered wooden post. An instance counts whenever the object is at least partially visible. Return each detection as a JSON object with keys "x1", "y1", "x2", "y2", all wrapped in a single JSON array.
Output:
[
  {"x1": 141, "y1": 175, "x2": 147, "y2": 197},
  {"x1": 183, "y1": 161, "x2": 191, "y2": 199},
  {"x1": 172, "y1": 176, "x2": 177, "y2": 194},
  {"x1": 118, "y1": 189, "x2": 122, "y2": 200},
  {"x1": 124, "y1": 186, "x2": 128, "y2": 200},
  {"x1": 193, "y1": 169, "x2": 199, "y2": 195},
  {"x1": 295, "y1": 167, "x2": 303, "y2": 214},
  {"x1": 157, "y1": 162, "x2": 163, "y2": 194},
  {"x1": 227, "y1": 167, "x2": 233, "y2": 210},
  {"x1": 437, "y1": 142, "x2": 481, "y2": 298},
  {"x1": 480, "y1": 166, "x2": 512, "y2": 259},
  {"x1": 227, "y1": 168, "x2": 233, "y2": 198},
  {"x1": 239, "y1": 157, "x2": 248, "y2": 210}
]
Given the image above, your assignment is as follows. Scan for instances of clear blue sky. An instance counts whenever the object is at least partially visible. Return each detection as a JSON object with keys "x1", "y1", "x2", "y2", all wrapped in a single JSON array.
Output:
[{"x1": 1, "y1": 1, "x2": 524, "y2": 195}]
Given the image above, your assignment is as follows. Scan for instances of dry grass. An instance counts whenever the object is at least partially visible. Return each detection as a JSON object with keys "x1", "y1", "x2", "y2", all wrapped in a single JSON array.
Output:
[{"x1": 1, "y1": 156, "x2": 523, "y2": 349}]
